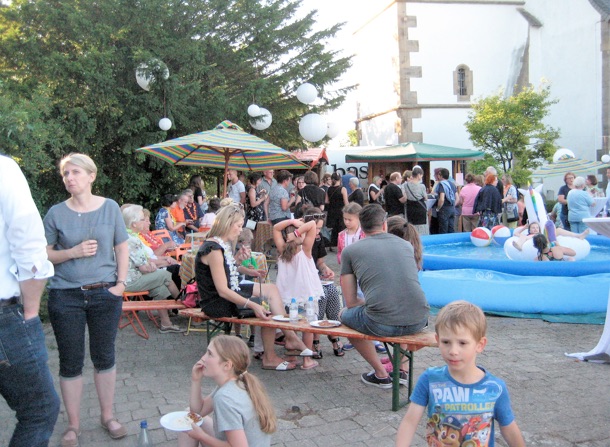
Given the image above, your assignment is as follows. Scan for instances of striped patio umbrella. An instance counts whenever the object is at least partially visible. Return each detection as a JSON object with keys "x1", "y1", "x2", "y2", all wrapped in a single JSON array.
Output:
[
  {"x1": 531, "y1": 157, "x2": 610, "y2": 177},
  {"x1": 136, "y1": 120, "x2": 308, "y2": 195}
]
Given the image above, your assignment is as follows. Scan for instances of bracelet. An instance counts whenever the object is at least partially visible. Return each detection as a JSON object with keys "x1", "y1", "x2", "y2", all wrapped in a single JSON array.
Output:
[
  {"x1": 243, "y1": 298, "x2": 250, "y2": 309},
  {"x1": 294, "y1": 229, "x2": 301, "y2": 238},
  {"x1": 116, "y1": 280, "x2": 126, "y2": 286}
]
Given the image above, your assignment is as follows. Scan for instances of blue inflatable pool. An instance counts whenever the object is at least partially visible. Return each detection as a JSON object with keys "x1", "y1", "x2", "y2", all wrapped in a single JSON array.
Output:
[{"x1": 420, "y1": 233, "x2": 610, "y2": 317}]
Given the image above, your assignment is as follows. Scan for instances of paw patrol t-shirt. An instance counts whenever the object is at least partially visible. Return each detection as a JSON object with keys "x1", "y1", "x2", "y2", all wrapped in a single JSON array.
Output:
[{"x1": 410, "y1": 366, "x2": 514, "y2": 447}]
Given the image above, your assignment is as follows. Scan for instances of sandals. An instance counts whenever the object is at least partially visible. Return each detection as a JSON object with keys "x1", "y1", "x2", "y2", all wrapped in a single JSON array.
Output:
[
  {"x1": 284, "y1": 348, "x2": 314, "y2": 357},
  {"x1": 312, "y1": 340, "x2": 323, "y2": 359},
  {"x1": 329, "y1": 337, "x2": 345, "y2": 357},
  {"x1": 253, "y1": 351, "x2": 264, "y2": 360},
  {"x1": 262, "y1": 360, "x2": 296, "y2": 371},
  {"x1": 101, "y1": 417, "x2": 127, "y2": 440},
  {"x1": 61, "y1": 427, "x2": 81, "y2": 447},
  {"x1": 274, "y1": 334, "x2": 286, "y2": 346}
]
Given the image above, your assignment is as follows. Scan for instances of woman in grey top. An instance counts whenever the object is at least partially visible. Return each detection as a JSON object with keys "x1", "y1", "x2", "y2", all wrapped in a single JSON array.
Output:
[
  {"x1": 403, "y1": 166, "x2": 430, "y2": 235},
  {"x1": 44, "y1": 153, "x2": 129, "y2": 446}
]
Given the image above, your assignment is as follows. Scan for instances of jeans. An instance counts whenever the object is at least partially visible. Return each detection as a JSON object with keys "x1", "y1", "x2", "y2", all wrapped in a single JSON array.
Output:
[
  {"x1": 0, "y1": 304, "x2": 59, "y2": 447},
  {"x1": 560, "y1": 212, "x2": 571, "y2": 231},
  {"x1": 48, "y1": 287, "x2": 123, "y2": 378},
  {"x1": 569, "y1": 221, "x2": 587, "y2": 234},
  {"x1": 340, "y1": 305, "x2": 428, "y2": 337},
  {"x1": 437, "y1": 206, "x2": 456, "y2": 234}
]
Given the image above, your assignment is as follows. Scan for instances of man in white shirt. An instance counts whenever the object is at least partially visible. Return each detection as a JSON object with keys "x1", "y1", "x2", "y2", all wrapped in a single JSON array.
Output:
[
  {"x1": 0, "y1": 155, "x2": 59, "y2": 445},
  {"x1": 227, "y1": 169, "x2": 246, "y2": 205}
]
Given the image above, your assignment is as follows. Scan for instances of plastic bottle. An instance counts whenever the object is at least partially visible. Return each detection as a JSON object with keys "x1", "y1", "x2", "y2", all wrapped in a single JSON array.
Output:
[
  {"x1": 305, "y1": 296, "x2": 316, "y2": 322},
  {"x1": 289, "y1": 298, "x2": 299, "y2": 323},
  {"x1": 136, "y1": 420, "x2": 153, "y2": 446}
]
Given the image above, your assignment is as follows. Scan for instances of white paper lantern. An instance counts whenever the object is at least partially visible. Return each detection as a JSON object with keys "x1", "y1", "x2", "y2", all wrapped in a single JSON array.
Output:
[
  {"x1": 159, "y1": 117, "x2": 172, "y2": 131},
  {"x1": 135, "y1": 59, "x2": 169, "y2": 91},
  {"x1": 247, "y1": 104, "x2": 261, "y2": 117},
  {"x1": 552, "y1": 148, "x2": 575, "y2": 163},
  {"x1": 299, "y1": 113, "x2": 327, "y2": 142},
  {"x1": 602, "y1": 154, "x2": 610, "y2": 163},
  {"x1": 136, "y1": 63, "x2": 152, "y2": 91},
  {"x1": 326, "y1": 121, "x2": 340, "y2": 139},
  {"x1": 296, "y1": 83, "x2": 318, "y2": 104},
  {"x1": 250, "y1": 108, "x2": 272, "y2": 131}
]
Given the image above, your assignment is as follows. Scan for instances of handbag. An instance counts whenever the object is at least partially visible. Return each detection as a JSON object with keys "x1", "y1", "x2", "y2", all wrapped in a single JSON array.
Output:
[{"x1": 177, "y1": 279, "x2": 200, "y2": 308}]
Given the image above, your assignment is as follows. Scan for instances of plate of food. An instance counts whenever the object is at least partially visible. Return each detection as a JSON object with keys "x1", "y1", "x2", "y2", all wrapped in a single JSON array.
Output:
[
  {"x1": 160, "y1": 411, "x2": 203, "y2": 431},
  {"x1": 309, "y1": 319, "x2": 341, "y2": 328},
  {"x1": 271, "y1": 315, "x2": 291, "y2": 322}
]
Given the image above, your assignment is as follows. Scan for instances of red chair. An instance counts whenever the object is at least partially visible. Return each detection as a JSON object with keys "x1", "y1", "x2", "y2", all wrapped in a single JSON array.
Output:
[{"x1": 119, "y1": 291, "x2": 157, "y2": 339}]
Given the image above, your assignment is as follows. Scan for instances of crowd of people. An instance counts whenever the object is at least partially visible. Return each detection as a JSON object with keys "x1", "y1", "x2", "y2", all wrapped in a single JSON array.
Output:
[{"x1": 8, "y1": 151, "x2": 599, "y2": 446}]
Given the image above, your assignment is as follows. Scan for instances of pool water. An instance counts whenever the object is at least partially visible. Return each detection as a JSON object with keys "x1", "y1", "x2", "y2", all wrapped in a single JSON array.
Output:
[{"x1": 425, "y1": 241, "x2": 610, "y2": 262}]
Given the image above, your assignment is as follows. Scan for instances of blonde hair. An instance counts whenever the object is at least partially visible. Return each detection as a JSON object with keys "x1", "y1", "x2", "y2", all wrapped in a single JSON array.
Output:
[
  {"x1": 207, "y1": 204, "x2": 244, "y2": 245},
  {"x1": 238, "y1": 228, "x2": 254, "y2": 245},
  {"x1": 386, "y1": 216, "x2": 423, "y2": 270},
  {"x1": 210, "y1": 336, "x2": 276, "y2": 433},
  {"x1": 59, "y1": 153, "x2": 98, "y2": 176},
  {"x1": 342, "y1": 202, "x2": 362, "y2": 216},
  {"x1": 435, "y1": 301, "x2": 487, "y2": 342}
]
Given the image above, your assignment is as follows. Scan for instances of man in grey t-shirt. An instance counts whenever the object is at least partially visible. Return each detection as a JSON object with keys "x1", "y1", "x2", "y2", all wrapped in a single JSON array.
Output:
[{"x1": 340, "y1": 204, "x2": 429, "y2": 388}]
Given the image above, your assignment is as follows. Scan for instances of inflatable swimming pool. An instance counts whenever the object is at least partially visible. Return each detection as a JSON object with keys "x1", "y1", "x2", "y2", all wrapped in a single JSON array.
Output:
[{"x1": 420, "y1": 233, "x2": 610, "y2": 317}]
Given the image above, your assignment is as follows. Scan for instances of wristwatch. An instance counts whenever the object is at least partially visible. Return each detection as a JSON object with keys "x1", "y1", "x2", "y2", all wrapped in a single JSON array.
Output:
[{"x1": 116, "y1": 280, "x2": 127, "y2": 286}]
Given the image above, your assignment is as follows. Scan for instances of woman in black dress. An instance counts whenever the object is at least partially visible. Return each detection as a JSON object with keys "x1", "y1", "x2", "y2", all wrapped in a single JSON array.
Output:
[{"x1": 325, "y1": 172, "x2": 348, "y2": 249}]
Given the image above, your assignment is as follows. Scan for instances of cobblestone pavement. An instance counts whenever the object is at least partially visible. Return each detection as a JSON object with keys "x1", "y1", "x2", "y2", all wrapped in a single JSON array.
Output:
[{"x1": 1, "y1": 255, "x2": 608, "y2": 446}]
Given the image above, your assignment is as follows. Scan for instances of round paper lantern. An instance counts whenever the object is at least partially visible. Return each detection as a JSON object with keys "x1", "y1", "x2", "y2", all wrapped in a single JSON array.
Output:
[
  {"x1": 135, "y1": 59, "x2": 169, "y2": 91},
  {"x1": 250, "y1": 108, "x2": 272, "y2": 131},
  {"x1": 135, "y1": 63, "x2": 152, "y2": 91},
  {"x1": 247, "y1": 104, "x2": 260, "y2": 117},
  {"x1": 159, "y1": 117, "x2": 172, "y2": 131},
  {"x1": 491, "y1": 225, "x2": 511, "y2": 246},
  {"x1": 299, "y1": 113, "x2": 327, "y2": 142},
  {"x1": 326, "y1": 121, "x2": 340, "y2": 139},
  {"x1": 552, "y1": 148, "x2": 575, "y2": 163},
  {"x1": 470, "y1": 227, "x2": 492, "y2": 247},
  {"x1": 602, "y1": 154, "x2": 610, "y2": 163},
  {"x1": 296, "y1": 83, "x2": 318, "y2": 104}
]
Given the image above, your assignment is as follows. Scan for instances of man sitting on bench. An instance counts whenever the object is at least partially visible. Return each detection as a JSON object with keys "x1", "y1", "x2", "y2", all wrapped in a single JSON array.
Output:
[{"x1": 339, "y1": 204, "x2": 430, "y2": 389}]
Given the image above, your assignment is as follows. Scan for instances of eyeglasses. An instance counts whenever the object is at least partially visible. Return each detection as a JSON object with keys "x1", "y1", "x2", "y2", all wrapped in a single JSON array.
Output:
[{"x1": 304, "y1": 213, "x2": 326, "y2": 222}]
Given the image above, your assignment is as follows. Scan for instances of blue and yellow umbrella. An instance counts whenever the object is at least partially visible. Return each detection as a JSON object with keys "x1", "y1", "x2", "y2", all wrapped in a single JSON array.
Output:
[{"x1": 137, "y1": 120, "x2": 308, "y2": 194}]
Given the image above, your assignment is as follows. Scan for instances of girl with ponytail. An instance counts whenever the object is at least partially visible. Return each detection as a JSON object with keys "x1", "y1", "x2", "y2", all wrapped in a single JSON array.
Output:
[{"x1": 179, "y1": 335, "x2": 276, "y2": 446}]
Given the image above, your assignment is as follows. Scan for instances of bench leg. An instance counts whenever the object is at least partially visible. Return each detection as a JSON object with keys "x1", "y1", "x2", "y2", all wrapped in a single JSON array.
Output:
[
  {"x1": 119, "y1": 311, "x2": 149, "y2": 340},
  {"x1": 205, "y1": 320, "x2": 233, "y2": 344},
  {"x1": 387, "y1": 342, "x2": 414, "y2": 411}
]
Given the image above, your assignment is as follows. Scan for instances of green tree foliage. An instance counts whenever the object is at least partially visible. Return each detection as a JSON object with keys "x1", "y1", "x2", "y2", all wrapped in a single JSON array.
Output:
[
  {"x1": 465, "y1": 86, "x2": 560, "y2": 186},
  {"x1": 0, "y1": 0, "x2": 352, "y2": 213}
]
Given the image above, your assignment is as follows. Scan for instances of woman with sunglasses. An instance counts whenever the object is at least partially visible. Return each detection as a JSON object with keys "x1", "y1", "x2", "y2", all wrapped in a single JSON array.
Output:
[{"x1": 195, "y1": 204, "x2": 309, "y2": 371}]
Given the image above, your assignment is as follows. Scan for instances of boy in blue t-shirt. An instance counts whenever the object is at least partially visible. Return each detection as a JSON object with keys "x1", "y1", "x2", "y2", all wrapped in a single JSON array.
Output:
[{"x1": 396, "y1": 301, "x2": 525, "y2": 447}]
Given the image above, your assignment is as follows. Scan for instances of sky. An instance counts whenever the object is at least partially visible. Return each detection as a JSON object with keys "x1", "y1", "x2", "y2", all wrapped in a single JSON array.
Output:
[{"x1": 298, "y1": 0, "x2": 376, "y2": 145}]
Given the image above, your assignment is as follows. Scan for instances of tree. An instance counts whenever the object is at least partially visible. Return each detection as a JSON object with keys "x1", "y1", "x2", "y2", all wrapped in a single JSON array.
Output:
[
  {"x1": 465, "y1": 86, "x2": 560, "y2": 185},
  {"x1": 0, "y1": 0, "x2": 353, "y2": 212}
]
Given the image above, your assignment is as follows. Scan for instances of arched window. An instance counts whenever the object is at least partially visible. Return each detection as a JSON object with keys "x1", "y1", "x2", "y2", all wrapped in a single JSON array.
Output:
[{"x1": 453, "y1": 65, "x2": 473, "y2": 101}]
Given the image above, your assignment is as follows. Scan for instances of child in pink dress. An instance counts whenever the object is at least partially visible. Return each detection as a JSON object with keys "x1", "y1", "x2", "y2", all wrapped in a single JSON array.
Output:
[{"x1": 273, "y1": 218, "x2": 323, "y2": 370}]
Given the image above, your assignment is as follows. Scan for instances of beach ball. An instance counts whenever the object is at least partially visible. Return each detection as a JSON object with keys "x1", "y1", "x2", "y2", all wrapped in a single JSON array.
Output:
[
  {"x1": 470, "y1": 227, "x2": 492, "y2": 247},
  {"x1": 491, "y1": 225, "x2": 511, "y2": 246}
]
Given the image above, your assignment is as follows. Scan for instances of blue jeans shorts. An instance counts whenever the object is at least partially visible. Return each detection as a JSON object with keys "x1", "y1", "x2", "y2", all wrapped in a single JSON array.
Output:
[
  {"x1": 48, "y1": 287, "x2": 123, "y2": 378},
  {"x1": 340, "y1": 305, "x2": 428, "y2": 337}
]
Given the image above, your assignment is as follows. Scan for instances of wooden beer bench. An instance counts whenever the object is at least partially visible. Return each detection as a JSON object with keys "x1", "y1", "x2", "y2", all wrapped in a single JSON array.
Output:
[
  {"x1": 178, "y1": 308, "x2": 437, "y2": 411},
  {"x1": 120, "y1": 299, "x2": 186, "y2": 340}
]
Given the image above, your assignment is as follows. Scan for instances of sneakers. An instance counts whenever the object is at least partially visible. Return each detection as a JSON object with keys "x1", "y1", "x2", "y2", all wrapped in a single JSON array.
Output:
[
  {"x1": 159, "y1": 324, "x2": 185, "y2": 334},
  {"x1": 374, "y1": 342, "x2": 387, "y2": 353},
  {"x1": 361, "y1": 372, "x2": 392, "y2": 389},
  {"x1": 342, "y1": 343, "x2": 354, "y2": 351},
  {"x1": 382, "y1": 363, "x2": 409, "y2": 386}
]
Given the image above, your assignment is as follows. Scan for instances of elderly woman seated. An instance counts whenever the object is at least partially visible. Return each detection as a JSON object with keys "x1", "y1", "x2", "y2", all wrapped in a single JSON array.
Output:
[{"x1": 123, "y1": 205, "x2": 185, "y2": 333}]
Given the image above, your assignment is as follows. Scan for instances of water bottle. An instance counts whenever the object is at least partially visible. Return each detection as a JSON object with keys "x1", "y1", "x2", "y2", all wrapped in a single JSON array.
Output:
[
  {"x1": 289, "y1": 298, "x2": 298, "y2": 323},
  {"x1": 136, "y1": 420, "x2": 153, "y2": 446},
  {"x1": 305, "y1": 296, "x2": 316, "y2": 322}
]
